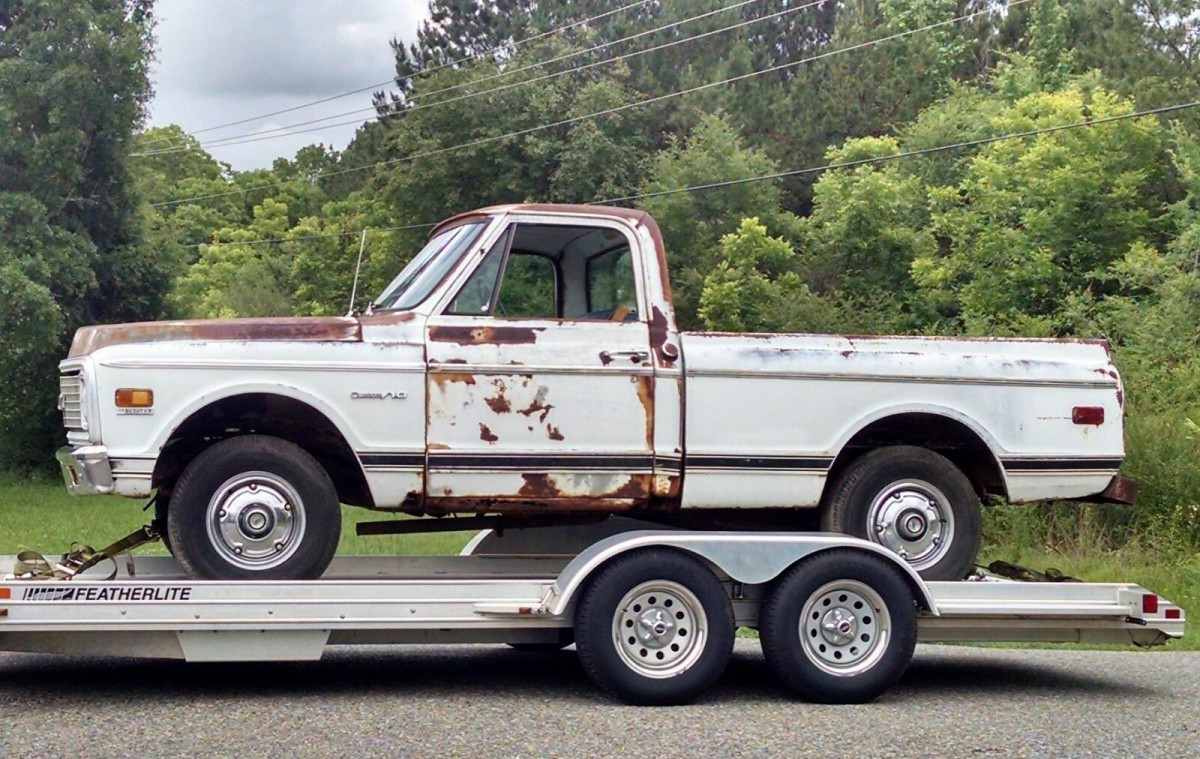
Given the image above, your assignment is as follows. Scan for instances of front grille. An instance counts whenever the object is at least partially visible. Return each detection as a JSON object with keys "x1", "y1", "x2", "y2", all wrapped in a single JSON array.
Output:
[{"x1": 60, "y1": 372, "x2": 84, "y2": 430}]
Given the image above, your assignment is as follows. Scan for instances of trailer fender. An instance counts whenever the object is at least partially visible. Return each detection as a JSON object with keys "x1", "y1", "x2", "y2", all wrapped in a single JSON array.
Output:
[{"x1": 545, "y1": 531, "x2": 937, "y2": 617}]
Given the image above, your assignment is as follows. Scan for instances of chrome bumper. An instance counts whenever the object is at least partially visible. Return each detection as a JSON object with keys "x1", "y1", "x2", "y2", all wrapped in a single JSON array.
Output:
[{"x1": 56, "y1": 445, "x2": 114, "y2": 496}]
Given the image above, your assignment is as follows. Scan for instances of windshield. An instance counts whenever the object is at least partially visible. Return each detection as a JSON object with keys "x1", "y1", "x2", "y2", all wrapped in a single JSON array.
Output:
[{"x1": 373, "y1": 222, "x2": 486, "y2": 311}]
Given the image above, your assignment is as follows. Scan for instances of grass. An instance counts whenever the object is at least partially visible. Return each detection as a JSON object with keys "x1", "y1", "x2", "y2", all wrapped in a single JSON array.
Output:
[
  {"x1": 0, "y1": 476, "x2": 473, "y2": 558},
  {"x1": 1, "y1": 477, "x2": 1195, "y2": 649}
]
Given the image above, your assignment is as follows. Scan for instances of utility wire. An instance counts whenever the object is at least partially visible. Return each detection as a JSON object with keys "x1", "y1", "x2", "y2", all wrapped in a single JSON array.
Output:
[
  {"x1": 596, "y1": 99, "x2": 1200, "y2": 203},
  {"x1": 138, "y1": 0, "x2": 798, "y2": 155},
  {"x1": 185, "y1": 96, "x2": 1199, "y2": 249},
  {"x1": 140, "y1": 0, "x2": 653, "y2": 147},
  {"x1": 151, "y1": 1, "x2": 1027, "y2": 208},
  {"x1": 186, "y1": 223, "x2": 437, "y2": 250}
]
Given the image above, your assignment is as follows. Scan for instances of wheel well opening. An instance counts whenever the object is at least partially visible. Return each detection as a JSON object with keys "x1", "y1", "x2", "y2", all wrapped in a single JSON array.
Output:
[
  {"x1": 827, "y1": 413, "x2": 1006, "y2": 502},
  {"x1": 152, "y1": 393, "x2": 373, "y2": 508}
]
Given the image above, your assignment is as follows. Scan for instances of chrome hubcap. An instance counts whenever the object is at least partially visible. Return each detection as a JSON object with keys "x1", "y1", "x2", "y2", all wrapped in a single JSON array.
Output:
[
  {"x1": 206, "y1": 472, "x2": 306, "y2": 570},
  {"x1": 612, "y1": 581, "x2": 707, "y2": 679},
  {"x1": 801, "y1": 580, "x2": 891, "y2": 676},
  {"x1": 866, "y1": 479, "x2": 954, "y2": 571}
]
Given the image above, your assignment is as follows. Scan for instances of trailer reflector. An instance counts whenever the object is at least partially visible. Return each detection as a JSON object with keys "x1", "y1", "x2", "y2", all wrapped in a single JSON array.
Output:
[
  {"x1": 1142, "y1": 594, "x2": 1159, "y2": 614},
  {"x1": 1072, "y1": 406, "x2": 1105, "y2": 425},
  {"x1": 0, "y1": 587, "x2": 10, "y2": 600},
  {"x1": 1166, "y1": 608, "x2": 1181, "y2": 620}
]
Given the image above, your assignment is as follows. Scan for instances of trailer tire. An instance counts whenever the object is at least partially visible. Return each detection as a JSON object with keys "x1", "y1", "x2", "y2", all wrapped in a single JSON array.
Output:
[
  {"x1": 822, "y1": 445, "x2": 981, "y2": 581},
  {"x1": 575, "y1": 549, "x2": 734, "y2": 705},
  {"x1": 167, "y1": 435, "x2": 341, "y2": 581},
  {"x1": 760, "y1": 549, "x2": 917, "y2": 703},
  {"x1": 507, "y1": 630, "x2": 574, "y2": 652}
]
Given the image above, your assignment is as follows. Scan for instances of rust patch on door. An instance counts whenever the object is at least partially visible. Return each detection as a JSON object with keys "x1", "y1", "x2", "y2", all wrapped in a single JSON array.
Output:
[
  {"x1": 479, "y1": 424, "x2": 499, "y2": 443},
  {"x1": 517, "y1": 389, "x2": 554, "y2": 423},
  {"x1": 432, "y1": 372, "x2": 477, "y2": 388},
  {"x1": 547, "y1": 425, "x2": 564, "y2": 441},
  {"x1": 634, "y1": 375, "x2": 654, "y2": 448},
  {"x1": 485, "y1": 378, "x2": 511, "y2": 413},
  {"x1": 612, "y1": 474, "x2": 652, "y2": 499},
  {"x1": 518, "y1": 473, "x2": 562, "y2": 498},
  {"x1": 429, "y1": 325, "x2": 543, "y2": 345}
]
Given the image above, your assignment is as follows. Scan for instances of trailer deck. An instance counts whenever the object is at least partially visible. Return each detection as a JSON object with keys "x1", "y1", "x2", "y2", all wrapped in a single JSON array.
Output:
[{"x1": 0, "y1": 553, "x2": 1183, "y2": 662}]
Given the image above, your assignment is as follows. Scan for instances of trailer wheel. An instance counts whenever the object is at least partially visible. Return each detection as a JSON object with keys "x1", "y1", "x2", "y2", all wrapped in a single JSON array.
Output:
[
  {"x1": 575, "y1": 549, "x2": 734, "y2": 705},
  {"x1": 760, "y1": 550, "x2": 917, "y2": 703},
  {"x1": 166, "y1": 435, "x2": 341, "y2": 580},
  {"x1": 821, "y1": 446, "x2": 981, "y2": 580}
]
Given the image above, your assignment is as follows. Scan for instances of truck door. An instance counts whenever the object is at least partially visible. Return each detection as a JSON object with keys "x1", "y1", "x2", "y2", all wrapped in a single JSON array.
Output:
[{"x1": 423, "y1": 216, "x2": 657, "y2": 509}]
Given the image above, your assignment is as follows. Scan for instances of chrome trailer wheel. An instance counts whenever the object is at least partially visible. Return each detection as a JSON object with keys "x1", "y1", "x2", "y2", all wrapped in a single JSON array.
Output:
[
  {"x1": 575, "y1": 549, "x2": 734, "y2": 705},
  {"x1": 760, "y1": 549, "x2": 917, "y2": 703}
]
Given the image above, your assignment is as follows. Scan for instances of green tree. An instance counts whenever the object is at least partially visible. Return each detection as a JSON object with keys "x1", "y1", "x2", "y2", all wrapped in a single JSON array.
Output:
[
  {"x1": 0, "y1": 0, "x2": 162, "y2": 469},
  {"x1": 639, "y1": 114, "x2": 800, "y2": 327},
  {"x1": 699, "y1": 217, "x2": 831, "y2": 333},
  {"x1": 913, "y1": 86, "x2": 1169, "y2": 335}
]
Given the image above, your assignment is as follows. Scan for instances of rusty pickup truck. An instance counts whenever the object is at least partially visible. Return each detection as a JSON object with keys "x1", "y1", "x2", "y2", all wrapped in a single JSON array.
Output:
[{"x1": 55, "y1": 204, "x2": 1133, "y2": 581}]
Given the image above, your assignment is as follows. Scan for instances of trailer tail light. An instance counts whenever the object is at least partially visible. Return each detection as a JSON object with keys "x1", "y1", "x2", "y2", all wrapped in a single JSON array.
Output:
[
  {"x1": 1072, "y1": 406, "x2": 1104, "y2": 425},
  {"x1": 1165, "y1": 608, "x2": 1181, "y2": 620},
  {"x1": 1142, "y1": 594, "x2": 1159, "y2": 614},
  {"x1": 115, "y1": 388, "x2": 154, "y2": 408},
  {"x1": 0, "y1": 587, "x2": 9, "y2": 599}
]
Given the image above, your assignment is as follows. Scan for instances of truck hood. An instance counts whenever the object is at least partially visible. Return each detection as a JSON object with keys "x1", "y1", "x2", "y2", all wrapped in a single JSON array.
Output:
[{"x1": 68, "y1": 317, "x2": 363, "y2": 358}]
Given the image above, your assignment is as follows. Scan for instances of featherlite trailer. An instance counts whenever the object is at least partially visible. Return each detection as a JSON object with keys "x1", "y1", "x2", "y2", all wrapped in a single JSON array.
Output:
[{"x1": 0, "y1": 520, "x2": 1185, "y2": 705}]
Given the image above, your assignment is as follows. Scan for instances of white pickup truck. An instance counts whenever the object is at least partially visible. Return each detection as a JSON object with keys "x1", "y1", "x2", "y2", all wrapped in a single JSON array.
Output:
[{"x1": 55, "y1": 203, "x2": 1133, "y2": 582}]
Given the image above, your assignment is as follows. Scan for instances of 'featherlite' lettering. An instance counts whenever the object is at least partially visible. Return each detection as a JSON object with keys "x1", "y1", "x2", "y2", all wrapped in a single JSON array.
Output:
[{"x1": 22, "y1": 586, "x2": 192, "y2": 602}]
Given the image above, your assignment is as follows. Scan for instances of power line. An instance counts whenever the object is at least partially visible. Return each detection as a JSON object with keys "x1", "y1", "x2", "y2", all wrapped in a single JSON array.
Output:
[
  {"x1": 597, "y1": 99, "x2": 1200, "y2": 204},
  {"x1": 138, "y1": 0, "x2": 797, "y2": 156},
  {"x1": 186, "y1": 223, "x2": 437, "y2": 250},
  {"x1": 185, "y1": 96, "x2": 1200, "y2": 250},
  {"x1": 151, "y1": 0, "x2": 1026, "y2": 208},
  {"x1": 141, "y1": 0, "x2": 653, "y2": 147}
]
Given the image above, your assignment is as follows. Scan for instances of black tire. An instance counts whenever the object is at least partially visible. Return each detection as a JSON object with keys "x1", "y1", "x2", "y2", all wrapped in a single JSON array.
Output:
[
  {"x1": 821, "y1": 446, "x2": 981, "y2": 581},
  {"x1": 166, "y1": 435, "x2": 341, "y2": 580},
  {"x1": 507, "y1": 630, "x2": 575, "y2": 652},
  {"x1": 575, "y1": 549, "x2": 734, "y2": 705},
  {"x1": 760, "y1": 549, "x2": 917, "y2": 703},
  {"x1": 153, "y1": 495, "x2": 173, "y2": 555}
]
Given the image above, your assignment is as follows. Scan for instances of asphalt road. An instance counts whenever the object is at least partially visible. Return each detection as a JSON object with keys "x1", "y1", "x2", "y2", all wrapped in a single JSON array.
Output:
[{"x1": 0, "y1": 642, "x2": 1196, "y2": 758}]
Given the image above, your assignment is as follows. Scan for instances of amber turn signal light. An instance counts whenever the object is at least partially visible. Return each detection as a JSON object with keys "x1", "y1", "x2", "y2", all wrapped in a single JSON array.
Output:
[{"x1": 115, "y1": 388, "x2": 154, "y2": 408}]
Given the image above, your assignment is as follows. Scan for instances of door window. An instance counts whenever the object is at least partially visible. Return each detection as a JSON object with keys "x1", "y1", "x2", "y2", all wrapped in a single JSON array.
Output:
[{"x1": 445, "y1": 223, "x2": 639, "y2": 322}]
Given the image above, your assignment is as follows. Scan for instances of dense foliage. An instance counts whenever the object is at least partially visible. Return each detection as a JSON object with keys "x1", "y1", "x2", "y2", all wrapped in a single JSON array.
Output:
[
  {"x1": 4, "y1": 0, "x2": 1200, "y2": 551},
  {"x1": 0, "y1": 0, "x2": 164, "y2": 468}
]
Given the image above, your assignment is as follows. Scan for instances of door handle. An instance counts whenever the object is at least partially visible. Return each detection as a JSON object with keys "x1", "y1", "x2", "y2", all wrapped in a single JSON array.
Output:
[{"x1": 600, "y1": 350, "x2": 650, "y2": 364}]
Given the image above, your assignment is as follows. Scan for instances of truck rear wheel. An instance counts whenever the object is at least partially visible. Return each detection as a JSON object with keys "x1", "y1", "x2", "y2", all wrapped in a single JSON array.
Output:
[
  {"x1": 760, "y1": 550, "x2": 917, "y2": 703},
  {"x1": 166, "y1": 435, "x2": 341, "y2": 580},
  {"x1": 821, "y1": 446, "x2": 981, "y2": 581},
  {"x1": 574, "y1": 549, "x2": 734, "y2": 705}
]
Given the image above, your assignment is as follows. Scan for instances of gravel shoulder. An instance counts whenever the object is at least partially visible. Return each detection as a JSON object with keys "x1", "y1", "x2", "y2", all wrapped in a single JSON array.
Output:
[{"x1": 1, "y1": 642, "x2": 1197, "y2": 758}]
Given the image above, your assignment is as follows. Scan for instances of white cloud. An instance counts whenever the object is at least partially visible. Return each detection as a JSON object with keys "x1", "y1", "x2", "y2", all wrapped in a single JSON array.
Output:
[{"x1": 148, "y1": 0, "x2": 429, "y2": 169}]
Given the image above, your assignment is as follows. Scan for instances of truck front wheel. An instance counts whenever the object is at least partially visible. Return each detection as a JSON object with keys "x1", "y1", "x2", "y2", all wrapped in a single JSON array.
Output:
[
  {"x1": 166, "y1": 435, "x2": 341, "y2": 580},
  {"x1": 821, "y1": 446, "x2": 981, "y2": 581}
]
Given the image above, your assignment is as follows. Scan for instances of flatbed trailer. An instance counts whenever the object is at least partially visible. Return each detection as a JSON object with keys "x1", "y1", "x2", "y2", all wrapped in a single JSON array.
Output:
[{"x1": 0, "y1": 525, "x2": 1185, "y2": 705}]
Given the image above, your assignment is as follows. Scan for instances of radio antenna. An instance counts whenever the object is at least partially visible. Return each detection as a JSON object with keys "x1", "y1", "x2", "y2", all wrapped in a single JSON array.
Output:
[{"x1": 347, "y1": 229, "x2": 368, "y2": 317}]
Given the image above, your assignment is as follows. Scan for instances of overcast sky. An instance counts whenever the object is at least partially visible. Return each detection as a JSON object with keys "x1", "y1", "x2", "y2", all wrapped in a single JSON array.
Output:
[{"x1": 148, "y1": 0, "x2": 430, "y2": 170}]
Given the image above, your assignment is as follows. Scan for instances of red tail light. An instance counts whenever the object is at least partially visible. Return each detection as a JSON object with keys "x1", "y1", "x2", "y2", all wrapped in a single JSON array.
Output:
[
  {"x1": 1166, "y1": 608, "x2": 1181, "y2": 620},
  {"x1": 1072, "y1": 406, "x2": 1105, "y2": 425},
  {"x1": 1142, "y1": 594, "x2": 1159, "y2": 614}
]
